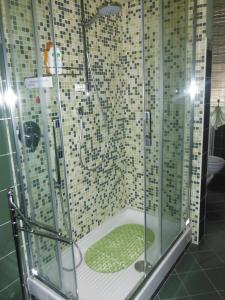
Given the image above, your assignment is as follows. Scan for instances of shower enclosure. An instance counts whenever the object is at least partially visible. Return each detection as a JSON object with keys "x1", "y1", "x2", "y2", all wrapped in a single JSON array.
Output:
[{"x1": 0, "y1": 0, "x2": 195, "y2": 299}]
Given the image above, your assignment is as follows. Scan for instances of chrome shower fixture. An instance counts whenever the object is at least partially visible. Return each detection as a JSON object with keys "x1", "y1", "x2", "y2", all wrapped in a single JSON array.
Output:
[
  {"x1": 98, "y1": 3, "x2": 122, "y2": 16},
  {"x1": 84, "y1": 2, "x2": 122, "y2": 28}
]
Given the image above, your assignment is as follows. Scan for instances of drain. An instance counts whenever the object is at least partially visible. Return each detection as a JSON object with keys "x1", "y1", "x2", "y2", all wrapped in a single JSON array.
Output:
[{"x1": 134, "y1": 260, "x2": 152, "y2": 273}]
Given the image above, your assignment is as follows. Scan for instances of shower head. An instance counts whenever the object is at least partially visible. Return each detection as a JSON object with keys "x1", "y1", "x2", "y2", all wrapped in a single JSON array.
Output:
[
  {"x1": 98, "y1": 3, "x2": 122, "y2": 17},
  {"x1": 84, "y1": 2, "x2": 122, "y2": 28}
]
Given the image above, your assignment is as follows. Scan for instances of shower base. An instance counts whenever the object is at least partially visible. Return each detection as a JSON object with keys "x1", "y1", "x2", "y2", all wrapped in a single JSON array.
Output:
[
  {"x1": 74, "y1": 208, "x2": 160, "y2": 300},
  {"x1": 27, "y1": 208, "x2": 186, "y2": 300}
]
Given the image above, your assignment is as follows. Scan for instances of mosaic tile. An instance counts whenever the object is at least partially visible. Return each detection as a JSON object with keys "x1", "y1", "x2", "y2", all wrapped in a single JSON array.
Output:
[{"x1": 0, "y1": 0, "x2": 208, "y2": 267}]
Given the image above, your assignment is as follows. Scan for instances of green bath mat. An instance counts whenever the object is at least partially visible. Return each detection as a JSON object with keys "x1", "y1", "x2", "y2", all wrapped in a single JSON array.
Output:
[{"x1": 84, "y1": 224, "x2": 154, "y2": 273}]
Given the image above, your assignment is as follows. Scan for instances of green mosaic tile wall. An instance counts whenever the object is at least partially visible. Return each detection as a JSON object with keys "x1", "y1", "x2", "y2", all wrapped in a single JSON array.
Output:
[{"x1": 0, "y1": 46, "x2": 22, "y2": 299}]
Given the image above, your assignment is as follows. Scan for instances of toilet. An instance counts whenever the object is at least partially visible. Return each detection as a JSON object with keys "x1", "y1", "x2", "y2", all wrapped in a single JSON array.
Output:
[{"x1": 207, "y1": 155, "x2": 225, "y2": 184}]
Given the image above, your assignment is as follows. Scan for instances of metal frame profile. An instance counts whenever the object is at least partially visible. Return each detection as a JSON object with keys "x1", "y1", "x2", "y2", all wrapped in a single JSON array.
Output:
[{"x1": 7, "y1": 190, "x2": 72, "y2": 245}]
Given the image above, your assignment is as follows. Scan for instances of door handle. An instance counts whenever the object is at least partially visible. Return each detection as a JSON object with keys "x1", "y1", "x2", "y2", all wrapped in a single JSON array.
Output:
[
  {"x1": 7, "y1": 190, "x2": 72, "y2": 244},
  {"x1": 52, "y1": 118, "x2": 62, "y2": 187},
  {"x1": 145, "y1": 111, "x2": 152, "y2": 147}
]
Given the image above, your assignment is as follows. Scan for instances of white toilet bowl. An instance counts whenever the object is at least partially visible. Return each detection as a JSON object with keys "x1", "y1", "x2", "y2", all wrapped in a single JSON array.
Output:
[
  {"x1": 208, "y1": 155, "x2": 225, "y2": 175},
  {"x1": 207, "y1": 156, "x2": 225, "y2": 184}
]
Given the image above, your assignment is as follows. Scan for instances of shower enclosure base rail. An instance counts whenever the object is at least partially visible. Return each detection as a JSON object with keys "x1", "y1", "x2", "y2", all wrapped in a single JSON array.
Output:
[
  {"x1": 130, "y1": 226, "x2": 192, "y2": 300},
  {"x1": 28, "y1": 277, "x2": 66, "y2": 300}
]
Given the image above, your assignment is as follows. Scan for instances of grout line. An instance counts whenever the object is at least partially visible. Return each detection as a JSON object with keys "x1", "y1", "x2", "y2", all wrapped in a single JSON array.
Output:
[
  {"x1": 0, "y1": 220, "x2": 10, "y2": 228},
  {"x1": 0, "y1": 183, "x2": 20, "y2": 194},
  {"x1": 191, "y1": 248, "x2": 225, "y2": 269},
  {"x1": 185, "y1": 291, "x2": 222, "y2": 299},
  {"x1": 0, "y1": 278, "x2": 19, "y2": 294},
  {"x1": 0, "y1": 117, "x2": 11, "y2": 121},
  {"x1": 0, "y1": 152, "x2": 16, "y2": 158},
  {"x1": 175, "y1": 252, "x2": 223, "y2": 299},
  {"x1": 205, "y1": 230, "x2": 225, "y2": 236},
  {"x1": 0, "y1": 249, "x2": 16, "y2": 262},
  {"x1": 173, "y1": 272, "x2": 191, "y2": 300},
  {"x1": 211, "y1": 250, "x2": 225, "y2": 265},
  {"x1": 157, "y1": 294, "x2": 192, "y2": 300},
  {"x1": 203, "y1": 270, "x2": 224, "y2": 300},
  {"x1": 174, "y1": 265, "x2": 225, "y2": 274},
  {"x1": 217, "y1": 291, "x2": 224, "y2": 300}
]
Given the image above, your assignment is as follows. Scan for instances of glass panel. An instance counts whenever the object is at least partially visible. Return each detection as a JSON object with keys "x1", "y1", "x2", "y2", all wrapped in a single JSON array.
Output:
[
  {"x1": 144, "y1": 0, "x2": 194, "y2": 265},
  {"x1": 160, "y1": 0, "x2": 193, "y2": 253},
  {"x1": 0, "y1": 0, "x2": 78, "y2": 298},
  {"x1": 143, "y1": 0, "x2": 162, "y2": 268}
]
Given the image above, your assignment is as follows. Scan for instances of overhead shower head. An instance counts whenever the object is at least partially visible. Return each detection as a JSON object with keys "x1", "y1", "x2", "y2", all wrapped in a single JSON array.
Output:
[
  {"x1": 98, "y1": 3, "x2": 122, "y2": 17},
  {"x1": 84, "y1": 2, "x2": 122, "y2": 28}
]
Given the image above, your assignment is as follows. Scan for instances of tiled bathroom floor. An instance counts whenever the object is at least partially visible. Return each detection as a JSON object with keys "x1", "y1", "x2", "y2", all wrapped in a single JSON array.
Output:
[{"x1": 153, "y1": 173, "x2": 225, "y2": 300}]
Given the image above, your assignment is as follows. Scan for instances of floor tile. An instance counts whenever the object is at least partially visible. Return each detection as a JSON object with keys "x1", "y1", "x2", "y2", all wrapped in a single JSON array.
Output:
[
  {"x1": 179, "y1": 271, "x2": 215, "y2": 295},
  {"x1": 175, "y1": 253, "x2": 201, "y2": 274},
  {"x1": 205, "y1": 221, "x2": 225, "y2": 235},
  {"x1": 206, "y1": 209, "x2": 225, "y2": 222},
  {"x1": 219, "y1": 290, "x2": 225, "y2": 299},
  {"x1": 0, "y1": 223, "x2": 15, "y2": 259},
  {"x1": 170, "y1": 269, "x2": 176, "y2": 275},
  {"x1": 0, "y1": 279, "x2": 22, "y2": 300},
  {"x1": 214, "y1": 249, "x2": 225, "y2": 263},
  {"x1": 0, "y1": 107, "x2": 10, "y2": 123},
  {"x1": 193, "y1": 250, "x2": 224, "y2": 269},
  {"x1": 204, "y1": 233, "x2": 225, "y2": 253},
  {"x1": 191, "y1": 291, "x2": 222, "y2": 300},
  {"x1": 0, "y1": 189, "x2": 11, "y2": 225},
  {"x1": 188, "y1": 239, "x2": 210, "y2": 253},
  {"x1": 158, "y1": 275, "x2": 189, "y2": 299},
  {"x1": 0, "y1": 154, "x2": 14, "y2": 191},
  {"x1": 0, "y1": 120, "x2": 10, "y2": 156},
  {"x1": 205, "y1": 267, "x2": 225, "y2": 290},
  {"x1": 0, "y1": 252, "x2": 19, "y2": 290},
  {"x1": 153, "y1": 291, "x2": 191, "y2": 299}
]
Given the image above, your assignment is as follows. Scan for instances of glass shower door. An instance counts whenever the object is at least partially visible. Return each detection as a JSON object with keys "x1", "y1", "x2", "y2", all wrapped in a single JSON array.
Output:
[
  {"x1": 0, "y1": 0, "x2": 78, "y2": 298},
  {"x1": 160, "y1": 0, "x2": 193, "y2": 253},
  {"x1": 144, "y1": 0, "x2": 194, "y2": 265}
]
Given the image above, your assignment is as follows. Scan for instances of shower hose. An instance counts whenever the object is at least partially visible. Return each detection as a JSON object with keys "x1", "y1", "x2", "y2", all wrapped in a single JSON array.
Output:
[{"x1": 78, "y1": 53, "x2": 109, "y2": 171}]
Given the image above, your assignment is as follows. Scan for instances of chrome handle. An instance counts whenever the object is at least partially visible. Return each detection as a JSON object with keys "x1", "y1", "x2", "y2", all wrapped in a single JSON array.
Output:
[
  {"x1": 19, "y1": 227, "x2": 72, "y2": 245},
  {"x1": 7, "y1": 190, "x2": 72, "y2": 245},
  {"x1": 8, "y1": 190, "x2": 58, "y2": 234},
  {"x1": 145, "y1": 111, "x2": 152, "y2": 147},
  {"x1": 8, "y1": 190, "x2": 31, "y2": 229},
  {"x1": 52, "y1": 118, "x2": 62, "y2": 187}
]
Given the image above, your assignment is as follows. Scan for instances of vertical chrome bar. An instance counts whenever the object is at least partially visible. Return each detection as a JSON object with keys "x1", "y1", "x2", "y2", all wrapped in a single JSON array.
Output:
[
  {"x1": 188, "y1": 0, "x2": 197, "y2": 237},
  {"x1": 80, "y1": 0, "x2": 90, "y2": 93},
  {"x1": 52, "y1": 118, "x2": 61, "y2": 186},
  {"x1": 140, "y1": 0, "x2": 148, "y2": 271},
  {"x1": 30, "y1": 0, "x2": 64, "y2": 291},
  {"x1": 48, "y1": 0, "x2": 78, "y2": 297},
  {"x1": 7, "y1": 190, "x2": 27, "y2": 300},
  {"x1": 178, "y1": 3, "x2": 189, "y2": 231},
  {"x1": 1, "y1": 0, "x2": 37, "y2": 275},
  {"x1": 159, "y1": 0, "x2": 164, "y2": 255},
  {"x1": 144, "y1": 111, "x2": 152, "y2": 147}
]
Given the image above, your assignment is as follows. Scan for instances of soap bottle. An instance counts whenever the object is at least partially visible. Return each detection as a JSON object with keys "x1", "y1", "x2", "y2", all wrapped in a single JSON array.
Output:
[{"x1": 44, "y1": 42, "x2": 62, "y2": 75}]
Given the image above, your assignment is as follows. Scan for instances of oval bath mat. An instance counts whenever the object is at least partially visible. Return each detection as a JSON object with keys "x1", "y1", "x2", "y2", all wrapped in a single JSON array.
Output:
[{"x1": 84, "y1": 223, "x2": 154, "y2": 273}]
